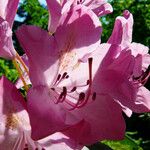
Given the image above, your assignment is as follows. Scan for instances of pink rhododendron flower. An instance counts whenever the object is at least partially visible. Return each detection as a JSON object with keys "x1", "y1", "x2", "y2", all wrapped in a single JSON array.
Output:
[
  {"x1": 46, "y1": 0, "x2": 113, "y2": 33},
  {"x1": 0, "y1": 0, "x2": 19, "y2": 59},
  {"x1": 0, "y1": 76, "x2": 88, "y2": 150},
  {"x1": 16, "y1": 5, "x2": 126, "y2": 145},
  {"x1": 0, "y1": 76, "x2": 43, "y2": 149},
  {"x1": 106, "y1": 10, "x2": 150, "y2": 115}
]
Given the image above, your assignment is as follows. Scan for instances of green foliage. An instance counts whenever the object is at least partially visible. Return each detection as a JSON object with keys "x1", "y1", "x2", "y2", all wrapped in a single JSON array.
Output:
[
  {"x1": 102, "y1": 135, "x2": 143, "y2": 150},
  {"x1": 18, "y1": 0, "x2": 48, "y2": 29},
  {"x1": 101, "y1": 0, "x2": 150, "y2": 46},
  {"x1": 0, "y1": 58, "x2": 18, "y2": 82}
]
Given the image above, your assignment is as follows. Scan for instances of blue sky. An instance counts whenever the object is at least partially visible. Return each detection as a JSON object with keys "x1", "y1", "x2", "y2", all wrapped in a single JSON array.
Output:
[
  {"x1": 15, "y1": 0, "x2": 47, "y2": 21},
  {"x1": 38, "y1": 0, "x2": 47, "y2": 5}
]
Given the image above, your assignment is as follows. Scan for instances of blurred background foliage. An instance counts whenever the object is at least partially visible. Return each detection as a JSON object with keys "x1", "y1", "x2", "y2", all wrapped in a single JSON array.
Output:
[{"x1": 0, "y1": 0, "x2": 150, "y2": 149}]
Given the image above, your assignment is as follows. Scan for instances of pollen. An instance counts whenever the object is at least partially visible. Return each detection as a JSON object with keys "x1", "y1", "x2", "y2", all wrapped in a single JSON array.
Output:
[
  {"x1": 59, "y1": 51, "x2": 78, "y2": 71},
  {"x1": 58, "y1": 33, "x2": 80, "y2": 71},
  {"x1": 5, "y1": 113, "x2": 20, "y2": 130}
]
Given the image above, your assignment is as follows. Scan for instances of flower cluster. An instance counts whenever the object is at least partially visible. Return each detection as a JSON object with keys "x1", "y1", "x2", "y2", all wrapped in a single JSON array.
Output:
[{"x1": 0, "y1": 0, "x2": 150, "y2": 150}]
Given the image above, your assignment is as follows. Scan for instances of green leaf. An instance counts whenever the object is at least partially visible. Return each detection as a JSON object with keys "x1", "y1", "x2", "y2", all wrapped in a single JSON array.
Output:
[
  {"x1": 101, "y1": 135, "x2": 143, "y2": 150},
  {"x1": 0, "y1": 58, "x2": 18, "y2": 82}
]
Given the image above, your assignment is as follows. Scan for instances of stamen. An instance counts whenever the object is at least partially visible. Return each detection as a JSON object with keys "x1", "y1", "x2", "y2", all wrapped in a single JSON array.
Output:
[
  {"x1": 58, "y1": 92, "x2": 64, "y2": 100},
  {"x1": 50, "y1": 57, "x2": 96, "y2": 110},
  {"x1": 76, "y1": 57, "x2": 94, "y2": 108},
  {"x1": 133, "y1": 66, "x2": 150, "y2": 85},
  {"x1": 53, "y1": 74, "x2": 61, "y2": 85},
  {"x1": 16, "y1": 53, "x2": 29, "y2": 76},
  {"x1": 70, "y1": 87, "x2": 76, "y2": 92},
  {"x1": 88, "y1": 57, "x2": 93, "y2": 85},
  {"x1": 57, "y1": 74, "x2": 61, "y2": 81},
  {"x1": 62, "y1": 86, "x2": 67, "y2": 95},
  {"x1": 24, "y1": 144, "x2": 28, "y2": 150},
  {"x1": 56, "y1": 87, "x2": 67, "y2": 103},
  {"x1": 92, "y1": 92, "x2": 96, "y2": 101},
  {"x1": 54, "y1": 72, "x2": 69, "y2": 86},
  {"x1": 86, "y1": 80, "x2": 90, "y2": 85},
  {"x1": 13, "y1": 59, "x2": 29, "y2": 91},
  {"x1": 62, "y1": 72, "x2": 67, "y2": 79},
  {"x1": 54, "y1": 74, "x2": 61, "y2": 85},
  {"x1": 66, "y1": 75, "x2": 69, "y2": 78},
  {"x1": 77, "y1": 1, "x2": 80, "y2": 4},
  {"x1": 141, "y1": 67, "x2": 150, "y2": 84},
  {"x1": 51, "y1": 88, "x2": 55, "y2": 91},
  {"x1": 79, "y1": 92, "x2": 85, "y2": 101}
]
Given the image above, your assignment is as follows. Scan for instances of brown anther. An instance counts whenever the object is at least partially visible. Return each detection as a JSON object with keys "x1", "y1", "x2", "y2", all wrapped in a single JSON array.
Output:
[
  {"x1": 71, "y1": 87, "x2": 76, "y2": 92},
  {"x1": 59, "y1": 92, "x2": 64, "y2": 100},
  {"x1": 66, "y1": 75, "x2": 69, "y2": 78},
  {"x1": 62, "y1": 86, "x2": 67, "y2": 95},
  {"x1": 86, "y1": 80, "x2": 90, "y2": 85},
  {"x1": 57, "y1": 74, "x2": 61, "y2": 81},
  {"x1": 79, "y1": 92, "x2": 85, "y2": 101},
  {"x1": 62, "y1": 72, "x2": 67, "y2": 79},
  {"x1": 88, "y1": 57, "x2": 93, "y2": 86},
  {"x1": 92, "y1": 92, "x2": 96, "y2": 101},
  {"x1": 77, "y1": 1, "x2": 80, "y2": 4},
  {"x1": 51, "y1": 88, "x2": 55, "y2": 91},
  {"x1": 88, "y1": 57, "x2": 93, "y2": 64}
]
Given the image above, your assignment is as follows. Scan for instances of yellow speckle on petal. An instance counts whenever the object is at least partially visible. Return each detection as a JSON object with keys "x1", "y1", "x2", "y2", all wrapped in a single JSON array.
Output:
[
  {"x1": 59, "y1": 33, "x2": 80, "y2": 72},
  {"x1": 5, "y1": 113, "x2": 20, "y2": 130}
]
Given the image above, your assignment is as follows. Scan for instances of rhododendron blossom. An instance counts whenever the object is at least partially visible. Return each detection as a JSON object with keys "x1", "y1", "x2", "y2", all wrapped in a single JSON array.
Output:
[
  {"x1": 0, "y1": 0, "x2": 19, "y2": 59},
  {"x1": 106, "y1": 10, "x2": 150, "y2": 115},
  {"x1": 0, "y1": 76, "x2": 89, "y2": 150},
  {"x1": 46, "y1": 0, "x2": 113, "y2": 33},
  {"x1": 0, "y1": 0, "x2": 150, "y2": 149},
  {"x1": 15, "y1": 0, "x2": 150, "y2": 145}
]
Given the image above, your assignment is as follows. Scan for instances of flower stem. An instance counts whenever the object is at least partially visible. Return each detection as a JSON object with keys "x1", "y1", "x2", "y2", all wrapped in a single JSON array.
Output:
[
  {"x1": 16, "y1": 53, "x2": 29, "y2": 76},
  {"x1": 13, "y1": 58, "x2": 29, "y2": 91}
]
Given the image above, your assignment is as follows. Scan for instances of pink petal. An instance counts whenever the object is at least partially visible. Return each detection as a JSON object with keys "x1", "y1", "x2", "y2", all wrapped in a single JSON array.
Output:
[
  {"x1": 114, "y1": 86, "x2": 150, "y2": 114},
  {"x1": 130, "y1": 42, "x2": 150, "y2": 72},
  {"x1": 132, "y1": 54, "x2": 142, "y2": 78},
  {"x1": 0, "y1": 76, "x2": 31, "y2": 149},
  {"x1": 83, "y1": 0, "x2": 113, "y2": 17},
  {"x1": 0, "y1": 77, "x2": 80, "y2": 149},
  {"x1": 69, "y1": 43, "x2": 111, "y2": 88},
  {"x1": 131, "y1": 87, "x2": 150, "y2": 113},
  {"x1": 16, "y1": 4, "x2": 101, "y2": 86},
  {"x1": 54, "y1": 4, "x2": 101, "y2": 58},
  {"x1": 93, "y1": 46, "x2": 137, "y2": 110},
  {"x1": 27, "y1": 85, "x2": 76, "y2": 140},
  {"x1": 0, "y1": 0, "x2": 19, "y2": 27},
  {"x1": 63, "y1": 95, "x2": 125, "y2": 145},
  {"x1": 16, "y1": 25, "x2": 59, "y2": 86},
  {"x1": 0, "y1": 17, "x2": 16, "y2": 59},
  {"x1": 46, "y1": 0, "x2": 62, "y2": 33},
  {"x1": 39, "y1": 132, "x2": 86, "y2": 150},
  {"x1": 108, "y1": 10, "x2": 133, "y2": 47},
  {"x1": 0, "y1": 78, "x2": 75, "y2": 149}
]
